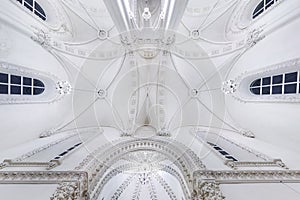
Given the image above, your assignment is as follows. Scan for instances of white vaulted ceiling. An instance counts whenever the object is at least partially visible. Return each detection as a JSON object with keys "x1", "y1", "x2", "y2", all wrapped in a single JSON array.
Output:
[{"x1": 1, "y1": 0, "x2": 300, "y2": 199}]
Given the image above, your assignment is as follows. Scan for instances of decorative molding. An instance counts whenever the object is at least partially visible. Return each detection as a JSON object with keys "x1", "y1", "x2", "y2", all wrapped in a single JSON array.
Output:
[
  {"x1": 193, "y1": 170, "x2": 300, "y2": 200},
  {"x1": 194, "y1": 170, "x2": 300, "y2": 184},
  {"x1": 0, "y1": 170, "x2": 88, "y2": 200},
  {"x1": 0, "y1": 159, "x2": 60, "y2": 170},
  {"x1": 225, "y1": 159, "x2": 287, "y2": 169}
]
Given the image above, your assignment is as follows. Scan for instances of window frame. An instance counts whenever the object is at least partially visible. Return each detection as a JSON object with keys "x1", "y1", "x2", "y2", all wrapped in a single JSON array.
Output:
[
  {"x1": 249, "y1": 71, "x2": 300, "y2": 96},
  {"x1": 252, "y1": 0, "x2": 279, "y2": 20},
  {"x1": 0, "y1": 72, "x2": 45, "y2": 96},
  {"x1": 15, "y1": 0, "x2": 46, "y2": 21}
]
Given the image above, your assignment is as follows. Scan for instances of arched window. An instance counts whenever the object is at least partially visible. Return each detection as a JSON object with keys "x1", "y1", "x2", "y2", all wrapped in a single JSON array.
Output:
[
  {"x1": 0, "y1": 72, "x2": 45, "y2": 95},
  {"x1": 16, "y1": 0, "x2": 46, "y2": 21},
  {"x1": 250, "y1": 71, "x2": 299, "y2": 95},
  {"x1": 253, "y1": 0, "x2": 278, "y2": 19}
]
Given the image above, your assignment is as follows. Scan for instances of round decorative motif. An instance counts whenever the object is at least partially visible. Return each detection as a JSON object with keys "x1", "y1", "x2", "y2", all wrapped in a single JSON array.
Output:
[
  {"x1": 222, "y1": 80, "x2": 237, "y2": 94},
  {"x1": 56, "y1": 81, "x2": 72, "y2": 95},
  {"x1": 190, "y1": 29, "x2": 200, "y2": 40},
  {"x1": 190, "y1": 89, "x2": 199, "y2": 98},
  {"x1": 97, "y1": 89, "x2": 107, "y2": 99},
  {"x1": 142, "y1": 7, "x2": 152, "y2": 21},
  {"x1": 98, "y1": 30, "x2": 108, "y2": 40}
]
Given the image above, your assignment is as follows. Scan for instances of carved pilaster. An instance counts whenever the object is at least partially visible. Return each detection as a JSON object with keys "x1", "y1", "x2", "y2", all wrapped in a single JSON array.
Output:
[
  {"x1": 194, "y1": 182, "x2": 225, "y2": 200},
  {"x1": 51, "y1": 182, "x2": 80, "y2": 200}
]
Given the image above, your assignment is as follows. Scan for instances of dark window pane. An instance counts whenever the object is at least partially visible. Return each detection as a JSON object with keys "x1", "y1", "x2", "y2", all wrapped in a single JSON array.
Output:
[
  {"x1": 262, "y1": 86, "x2": 270, "y2": 95},
  {"x1": 272, "y1": 74, "x2": 283, "y2": 84},
  {"x1": 266, "y1": 0, "x2": 274, "y2": 9},
  {"x1": 11, "y1": 75, "x2": 21, "y2": 84},
  {"x1": 34, "y1": 2, "x2": 46, "y2": 17},
  {"x1": 225, "y1": 156, "x2": 238, "y2": 161},
  {"x1": 272, "y1": 85, "x2": 282, "y2": 94},
  {"x1": 219, "y1": 151, "x2": 229, "y2": 156},
  {"x1": 207, "y1": 142, "x2": 215, "y2": 146},
  {"x1": 0, "y1": 73, "x2": 8, "y2": 83},
  {"x1": 33, "y1": 79, "x2": 44, "y2": 87},
  {"x1": 262, "y1": 77, "x2": 271, "y2": 85},
  {"x1": 23, "y1": 77, "x2": 32, "y2": 86},
  {"x1": 23, "y1": 86, "x2": 32, "y2": 95},
  {"x1": 75, "y1": 142, "x2": 82, "y2": 146},
  {"x1": 285, "y1": 72, "x2": 297, "y2": 83},
  {"x1": 213, "y1": 146, "x2": 222, "y2": 151},
  {"x1": 253, "y1": 1, "x2": 264, "y2": 18},
  {"x1": 253, "y1": 9, "x2": 263, "y2": 19},
  {"x1": 250, "y1": 87, "x2": 260, "y2": 95},
  {"x1": 0, "y1": 84, "x2": 8, "y2": 94},
  {"x1": 59, "y1": 151, "x2": 68, "y2": 156},
  {"x1": 24, "y1": 2, "x2": 33, "y2": 11},
  {"x1": 251, "y1": 79, "x2": 261, "y2": 87},
  {"x1": 17, "y1": 0, "x2": 22, "y2": 4},
  {"x1": 34, "y1": 11, "x2": 46, "y2": 21},
  {"x1": 253, "y1": 1, "x2": 264, "y2": 16},
  {"x1": 25, "y1": 0, "x2": 33, "y2": 6},
  {"x1": 284, "y1": 84, "x2": 297, "y2": 94},
  {"x1": 11, "y1": 86, "x2": 21, "y2": 94},
  {"x1": 33, "y1": 87, "x2": 44, "y2": 95}
]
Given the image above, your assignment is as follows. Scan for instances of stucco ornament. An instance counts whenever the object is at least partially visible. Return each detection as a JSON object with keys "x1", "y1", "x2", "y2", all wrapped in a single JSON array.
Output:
[
  {"x1": 142, "y1": 7, "x2": 152, "y2": 21},
  {"x1": 246, "y1": 28, "x2": 265, "y2": 48},
  {"x1": 190, "y1": 29, "x2": 200, "y2": 40},
  {"x1": 51, "y1": 182, "x2": 79, "y2": 200},
  {"x1": 195, "y1": 182, "x2": 225, "y2": 200},
  {"x1": 31, "y1": 28, "x2": 52, "y2": 50},
  {"x1": 98, "y1": 30, "x2": 108, "y2": 40},
  {"x1": 157, "y1": 127, "x2": 171, "y2": 136},
  {"x1": 56, "y1": 81, "x2": 72, "y2": 95},
  {"x1": 222, "y1": 80, "x2": 237, "y2": 94}
]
